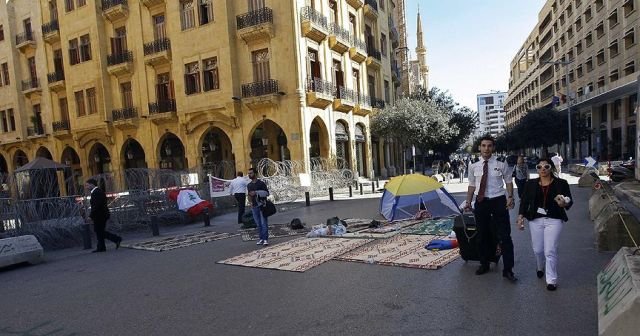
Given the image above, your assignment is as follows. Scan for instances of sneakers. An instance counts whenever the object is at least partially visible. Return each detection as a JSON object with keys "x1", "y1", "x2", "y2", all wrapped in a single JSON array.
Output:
[
  {"x1": 262, "y1": 240, "x2": 268, "y2": 246},
  {"x1": 256, "y1": 240, "x2": 264, "y2": 245}
]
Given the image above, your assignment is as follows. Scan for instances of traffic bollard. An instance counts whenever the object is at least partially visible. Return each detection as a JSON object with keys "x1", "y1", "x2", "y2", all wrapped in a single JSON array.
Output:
[
  {"x1": 305, "y1": 191, "x2": 310, "y2": 206},
  {"x1": 376, "y1": 178, "x2": 380, "y2": 189},
  {"x1": 150, "y1": 215, "x2": 160, "y2": 236},
  {"x1": 349, "y1": 185, "x2": 353, "y2": 197},
  {"x1": 329, "y1": 187, "x2": 334, "y2": 201},
  {"x1": 82, "y1": 223, "x2": 92, "y2": 250},
  {"x1": 371, "y1": 182, "x2": 375, "y2": 193},
  {"x1": 203, "y1": 209, "x2": 210, "y2": 227},
  {"x1": 360, "y1": 183, "x2": 363, "y2": 195}
]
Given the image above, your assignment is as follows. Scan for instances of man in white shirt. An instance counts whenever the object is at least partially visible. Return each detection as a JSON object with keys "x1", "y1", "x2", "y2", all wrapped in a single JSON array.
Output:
[
  {"x1": 464, "y1": 135, "x2": 517, "y2": 282},
  {"x1": 229, "y1": 171, "x2": 249, "y2": 224},
  {"x1": 551, "y1": 153, "x2": 563, "y2": 175}
]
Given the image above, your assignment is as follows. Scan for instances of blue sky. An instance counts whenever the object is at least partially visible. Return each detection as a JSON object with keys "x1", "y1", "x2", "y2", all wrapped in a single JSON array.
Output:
[{"x1": 404, "y1": 0, "x2": 547, "y2": 110}]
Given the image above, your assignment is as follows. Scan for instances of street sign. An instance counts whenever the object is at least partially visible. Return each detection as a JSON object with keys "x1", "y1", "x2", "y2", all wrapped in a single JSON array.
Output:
[{"x1": 584, "y1": 156, "x2": 597, "y2": 168}]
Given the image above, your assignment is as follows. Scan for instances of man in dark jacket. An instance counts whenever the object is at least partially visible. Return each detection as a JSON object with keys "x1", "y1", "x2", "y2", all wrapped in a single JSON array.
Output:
[
  {"x1": 86, "y1": 178, "x2": 121, "y2": 252},
  {"x1": 247, "y1": 168, "x2": 270, "y2": 246}
]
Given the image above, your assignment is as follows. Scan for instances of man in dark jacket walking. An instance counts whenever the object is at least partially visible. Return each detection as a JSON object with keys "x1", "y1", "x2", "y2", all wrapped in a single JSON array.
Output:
[{"x1": 86, "y1": 178, "x2": 121, "y2": 252}]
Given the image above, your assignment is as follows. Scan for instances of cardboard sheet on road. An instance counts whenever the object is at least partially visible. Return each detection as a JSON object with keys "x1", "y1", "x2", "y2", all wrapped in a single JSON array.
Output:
[
  {"x1": 239, "y1": 224, "x2": 310, "y2": 241},
  {"x1": 334, "y1": 234, "x2": 460, "y2": 269},
  {"x1": 122, "y1": 231, "x2": 239, "y2": 252},
  {"x1": 217, "y1": 237, "x2": 373, "y2": 272}
]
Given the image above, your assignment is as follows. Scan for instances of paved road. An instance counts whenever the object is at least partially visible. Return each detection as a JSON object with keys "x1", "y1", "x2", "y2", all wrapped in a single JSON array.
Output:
[{"x1": 0, "y1": 177, "x2": 613, "y2": 336}]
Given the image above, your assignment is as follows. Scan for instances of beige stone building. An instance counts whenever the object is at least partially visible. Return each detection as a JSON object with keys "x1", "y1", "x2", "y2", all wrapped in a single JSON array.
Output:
[
  {"x1": 0, "y1": 0, "x2": 406, "y2": 193},
  {"x1": 505, "y1": 0, "x2": 639, "y2": 161}
]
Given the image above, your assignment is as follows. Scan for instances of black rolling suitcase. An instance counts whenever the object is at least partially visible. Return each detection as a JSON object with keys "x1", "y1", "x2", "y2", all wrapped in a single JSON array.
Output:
[{"x1": 453, "y1": 212, "x2": 501, "y2": 263}]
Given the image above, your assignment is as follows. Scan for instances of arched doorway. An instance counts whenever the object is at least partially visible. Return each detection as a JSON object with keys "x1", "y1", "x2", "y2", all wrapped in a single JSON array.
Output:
[
  {"x1": 249, "y1": 119, "x2": 289, "y2": 169},
  {"x1": 309, "y1": 117, "x2": 329, "y2": 161},
  {"x1": 35, "y1": 146, "x2": 53, "y2": 160},
  {"x1": 355, "y1": 123, "x2": 367, "y2": 177},
  {"x1": 122, "y1": 138, "x2": 148, "y2": 190},
  {"x1": 335, "y1": 121, "x2": 350, "y2": 169},
  {"x1": 88, "y1": 143, "x2": 111, "y2": 175},
  {"x1": 201, "y1": 127, "x2": 234, "y2": 179},
  {"x1": 13, "y1": 150, "x2": 29, "y2": 169},
  {"x1": 158, "y1": 133, "x2": 187, "y2": 171},
  {"x1": 0, "y1": 154, "x2": 9, "y2": 198},
  {"x1": 61, "y1": 146, "x2": 82, "y2": 195},
  {"x1": 0, "y1": 154, "x2": 8, "y2": 174}
]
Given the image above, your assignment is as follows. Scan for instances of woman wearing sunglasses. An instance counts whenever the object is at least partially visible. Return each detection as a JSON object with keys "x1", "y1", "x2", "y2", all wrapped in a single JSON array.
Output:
[{"x1": 516, "y1": 158, "x2": 573, "y2": 291}]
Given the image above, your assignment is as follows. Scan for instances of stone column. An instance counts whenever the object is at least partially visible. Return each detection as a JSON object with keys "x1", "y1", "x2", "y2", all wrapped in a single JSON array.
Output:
[
  {"x1": 621, "y1": 96, "x2": 630, "y2": 158},
  {"x1": 607, "y1": 102, "x2": 613, "y2": 160}
]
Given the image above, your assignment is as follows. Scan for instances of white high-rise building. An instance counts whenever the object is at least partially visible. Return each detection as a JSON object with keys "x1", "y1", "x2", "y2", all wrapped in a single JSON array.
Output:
[{"x1": 476, "y1": 92, "x2": 508, "y2": 138}]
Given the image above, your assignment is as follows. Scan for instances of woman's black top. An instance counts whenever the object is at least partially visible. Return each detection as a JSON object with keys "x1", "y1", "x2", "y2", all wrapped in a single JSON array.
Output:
[{"x1": 518, "y1": 177, "x2": 573, "y2": 221}]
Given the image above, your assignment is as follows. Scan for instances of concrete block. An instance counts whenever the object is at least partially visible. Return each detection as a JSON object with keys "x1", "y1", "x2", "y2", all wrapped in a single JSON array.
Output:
[
  {"x1": 594, "y1": 204, "x2": 640, "y2": 252},
  {"x1": 589, "y1": 190, "x2": 618, "y2": 221},
  {"x1": 0, "y1": 235, "x2": 44, "y2": 268},
  {"x1": 598, "y1": 247, "x2": 640, "y2": 336},
  {"x1": 579, "y1": 169, "x2": 601, "y2": 188}
]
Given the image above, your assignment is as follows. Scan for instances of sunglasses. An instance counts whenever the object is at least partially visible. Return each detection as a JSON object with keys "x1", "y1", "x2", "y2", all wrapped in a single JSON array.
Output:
[{"x1": 536, "y1": 164, "x2": 552, "y2": 170}]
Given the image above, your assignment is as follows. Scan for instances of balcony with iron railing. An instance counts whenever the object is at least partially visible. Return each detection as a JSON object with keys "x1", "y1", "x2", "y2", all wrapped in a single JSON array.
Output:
[
  {"x1": 355, "y1": 93, "x2": 372, "y2": 116},
  {"x1": 47, "y1": 71, "x2": 65, "y2": 92},
  {"x1": 345, "y1": 0, "x2": 364, "y2": 10},
  {"x1": 306, "y1": 77, "x2": 335, "y2": 109},
  {"x1": 300, "y1": 6, "x2": 329, "y2": 43},
  {"x1": 143, "y1": 38, "x2": 171, "y2": 66},
  {"x1": 329, "y1": 22, "x2": 351, "y2": 53},
  {"x1": 52, "y1": 120, "x2": 70, "y2": 135},
  {"x1": 15, "y1": 31, "x2": 35, "y2": 52},
  {"x1": 107, "y1": 50, "x2": 133, "y2": 76},
  {"x1": 349, "y1": 35, "x2": 367, "y2": 63},
  {"x1": 112, "y1": 107, "x2": 138, "y2": 129},
  {"x1": 364, "y1": 0, "x2": 379, "y2": 19},
  {"x1": 366, "y1": 45, "x2": 382, "y2": 69},
  {"x1": 102, "y1": 0, "x2": 128, "y2": 21},
  {"x1": 42, "y1": 20, "x2": 60, "y2": 43},
  {"x1": 241, "y1": 79, "x2": 280, "y2": 109},
  {"x1": 149, "y1": 99, "x2": 176, "y2": 115},
  {"x1": 27, "y1": 124, "x2": 45, "y2": 138},
  {"x1": 21, "y1": 78, "x2": 41, "y2": 97},
  {"x1": 334, "y1": 86, "x2": 356, "y2": 112},
  {"x1": 236, "y1": 7, "x2": 274, "y2": 43},
  {"x1": 372, "y1": 97, "x2": 386, "y2": 109}
]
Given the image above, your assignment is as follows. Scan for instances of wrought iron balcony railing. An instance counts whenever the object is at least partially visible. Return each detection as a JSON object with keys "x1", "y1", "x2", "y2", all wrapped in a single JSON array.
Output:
[
  {"x1": 107, "y1": 50, "x2": 133, "y2": 66},
  {"x1": 367, "y1": 45, "x2": 381, "y2": 61},
  {"x1": 329, "y1": 22, "x2": 351, "y2": 41},
  {"x1": 27, "y1": 125, "x2": 45, "y2": 137},
  {"x1": 372, "y1": 97, "x2": 386, "y2": 108},
  {"x1": 52, "y1": 120, "x2": 70, "y2": 132},
  {"x1": 241, "y1": 79, "x2": 279, "y2": 98},
  {"x1": 236, "y1": 7, "x2": 273, "y2": 30},
  {"x1": 365, "y1": 0, "x2": 378, "y2": 11},
  {"x1": 143, "y1": 38, "x2": 171, "y2": 56},
  {"x1": 22, "y1": 78, "x2": 39, "y2": 91},
  {"x1": 149, "y1": 99, "x2": 176, "y2": 114},
  {"x1": 15, "y1": 31, "x2": 34, "y2": 45},
  {"x1": 42, "y1": 20, "x2": 59, "y2": 35},
  {"x1": 358, "y1": 94, "x2": 372, "y2": 107},
  {"x1": 337, "y1": 86, "x2": 356, "y2": 102},
  {"x1": 306, "y1": 77, "x2": 335, "y2": 96},
  {"x1": 47, "y1": 71, "x2": 65, "y2": 83},
  {"x1": 300, "y1": 6, "x2": 328, "y2": 30},
  {"x1": 102, "y1": 0, "x2": 127, "y2": 11},
  {"x1": 112, "y1": 107, "x2": 138, "y2": 121},
  {"x1": 351, "y1": 35, "x2": 367, "y2": 51}
]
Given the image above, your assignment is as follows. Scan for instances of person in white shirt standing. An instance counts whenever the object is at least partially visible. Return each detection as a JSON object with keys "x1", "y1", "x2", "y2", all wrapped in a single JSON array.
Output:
[
  {"x1": 464, "y1": 135, "x2": 517, "y2": 282},
  {"x1": 551, "y1": 153, "x2": 563, "y2": 176},
  {"x1": 229, "y1": 171, "x2": 249, "y2": 224}
]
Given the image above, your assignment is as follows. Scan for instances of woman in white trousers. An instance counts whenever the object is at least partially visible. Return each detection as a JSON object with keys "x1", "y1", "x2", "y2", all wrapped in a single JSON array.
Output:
[{"x1": 517, "y1": 158, "x2": 573, "y2": 291}]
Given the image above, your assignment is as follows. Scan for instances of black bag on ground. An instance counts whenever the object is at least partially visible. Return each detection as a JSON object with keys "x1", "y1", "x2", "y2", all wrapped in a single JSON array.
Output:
[
  {"x1": 290, "y1": 218, "x2": 305, "y2": 230},
  {"x1": 261, "y1": 200, "x2": 277, "y2": 217},
  {"x1": 453, "y1": 212, "x2": 501, "y2": 263}
]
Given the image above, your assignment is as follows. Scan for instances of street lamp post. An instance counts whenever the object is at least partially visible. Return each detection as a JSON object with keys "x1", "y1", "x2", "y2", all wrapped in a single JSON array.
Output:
[{"x1": 545, "y1": 59, "x2": 573, "y2": 162}]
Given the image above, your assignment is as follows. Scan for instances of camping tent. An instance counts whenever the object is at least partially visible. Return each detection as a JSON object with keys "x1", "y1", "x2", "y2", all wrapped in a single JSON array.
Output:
[{"x1": 380, "y1": 174, "x2": 460, "y2": 221}]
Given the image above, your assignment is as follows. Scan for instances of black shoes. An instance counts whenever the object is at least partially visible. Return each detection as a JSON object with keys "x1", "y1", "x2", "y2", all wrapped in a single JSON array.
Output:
[
  {"x1": 115, "y1": 237, "x2": 122, "y2": 250},
  {"x1": 546, "y1": 284, "x2": 557, "y2": 291},
  {"x1": 503, "y1": 271, "x2": 518, "y2": 282},
  {"x1": 475, "y1": 265, "x2": 490, "y2": 275},
  {"x1": 537, "y1": 270, "x2": 544, "y2": 279}
]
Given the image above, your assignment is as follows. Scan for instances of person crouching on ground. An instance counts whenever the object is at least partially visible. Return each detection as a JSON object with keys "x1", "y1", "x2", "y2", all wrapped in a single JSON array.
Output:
[
  {"x1": 247, "y1": 168, "x2": 270, "y2": 246},
  {"x1": 517, "y1": 158, "x2": 573, "y2": 291}
]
